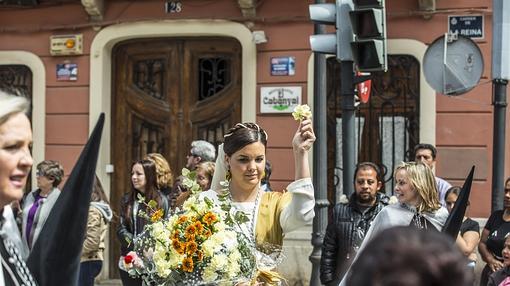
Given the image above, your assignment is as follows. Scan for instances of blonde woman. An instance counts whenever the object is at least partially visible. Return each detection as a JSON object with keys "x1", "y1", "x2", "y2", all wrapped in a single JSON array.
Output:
[
  {"x1": 0, "y1": 90, "x2": 37, "y2": 285},
  {"x1": 195, "y1": 161, "x2": 215, "y2": 191},
  {"x1": 340, "y1": 161, "x2": 449, "y2": 285},
  {"x1": 173, "y1": 161, "x2": 216, "y2": 209},
  {"x1": 359, "y1": 162, "x2": 448, "y2": 233}
]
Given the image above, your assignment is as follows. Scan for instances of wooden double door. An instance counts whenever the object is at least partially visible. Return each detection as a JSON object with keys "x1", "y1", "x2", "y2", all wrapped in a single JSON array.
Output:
[{"x1": 110, "y1": 37, "x2": 241, "y2": 275}]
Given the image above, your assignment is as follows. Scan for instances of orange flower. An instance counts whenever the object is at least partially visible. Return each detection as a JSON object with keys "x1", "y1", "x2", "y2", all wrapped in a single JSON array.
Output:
[
  {"x1": 202, "y1": 212, "x2": 217, "y2": 226},
  {"x1": 182, "y1": 257, "x2": 194, "y2": 272},
  {"x1": 172, "y1": 239, "x2": 185, "y2": 255},
  {"x1": 150, "y1": 209, "x2": 164, "y2": 222},
  {"x1": 171, "y1": 230, "x2": 180, "y2": 240},
  {"x1": 196, "y1": 250, "x2": 204, "y2": 262},
  {"x1": 186, "y1": 241, "x2": 198, "y2": 255},
  {"x1": 178, "y1": 215, "x2": 188, "y2": 224},
  {"x1": 185, "y1": 233, "x2": 195, "y2": 242},
  {"x1": 193, "y1": 221, "x2": 204, "y2": 233},
  {"x1": 186, "y1": 224, "x2": 197, "y2": 237},
  {"x1": 202, "y1": 229, "x2": 212, "y2": 238}
]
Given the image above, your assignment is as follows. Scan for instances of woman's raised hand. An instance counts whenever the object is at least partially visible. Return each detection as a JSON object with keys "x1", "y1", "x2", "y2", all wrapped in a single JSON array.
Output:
[
  {"x1": 292, "y1": 118, "x2": 316, "y2": 153},
  {"x1": 488, "y1": 257, "x2": 505, "y2": 272}
]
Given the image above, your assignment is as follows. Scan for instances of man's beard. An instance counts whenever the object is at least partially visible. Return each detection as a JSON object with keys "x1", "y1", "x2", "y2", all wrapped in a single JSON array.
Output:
[{"x1": 356, "y1": 193, "x2": 376, "y2": 205}]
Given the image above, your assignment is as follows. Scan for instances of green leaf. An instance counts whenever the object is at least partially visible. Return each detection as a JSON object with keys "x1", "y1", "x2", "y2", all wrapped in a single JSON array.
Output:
[
  {"x1": 234, "y1": 211, "x2": 249, "y2": 224},
  {"x1": 217, "y1": 191, "x2": 230, "y2": 200},
  {"x1": 273, "y1": 104, "x2": 289, "y2": 111},
  {"x1": 148, "y1": 200, "x2": 158, "y2": 209},
  {"x1": 204, "y1": 197, "x2": 214, "y2": 207}
]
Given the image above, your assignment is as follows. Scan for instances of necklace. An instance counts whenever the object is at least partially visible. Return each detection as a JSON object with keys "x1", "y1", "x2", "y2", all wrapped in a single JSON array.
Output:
[
  {"x1": 400, "y1": 203, "x2": 428, "y2": 230},
  {"x1": 229, "y1": 189, "x2": 262, "y2": 244}
]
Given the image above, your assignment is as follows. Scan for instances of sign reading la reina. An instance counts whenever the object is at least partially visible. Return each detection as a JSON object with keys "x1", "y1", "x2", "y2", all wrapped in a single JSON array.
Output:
[
  {"x1": 260, "y1": 86, "x2": 302, "y2": 113},
  {"x1": 448, "y1": 15, "x2": 484, "y2": 39}
]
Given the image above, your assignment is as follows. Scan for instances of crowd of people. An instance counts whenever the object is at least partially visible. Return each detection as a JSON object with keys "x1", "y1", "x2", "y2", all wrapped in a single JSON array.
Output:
[
  {"x1": 319, "y1": 143, "x2": 510, "y2": 286},
  {"x1": 1, "y1": 88, "x2": 510, "y2": 286}
]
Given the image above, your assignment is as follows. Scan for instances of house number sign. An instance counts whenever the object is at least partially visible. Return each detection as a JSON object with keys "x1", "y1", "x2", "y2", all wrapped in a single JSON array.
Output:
[{"x1": 165, "y1": 1, "x2": 182, "y2": 13}]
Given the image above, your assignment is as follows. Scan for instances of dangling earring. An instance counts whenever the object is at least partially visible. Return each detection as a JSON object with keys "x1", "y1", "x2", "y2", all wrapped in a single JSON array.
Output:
[
  {"x1": 261, "y1": 170, "x2": 266, "y2": 180},
  {"x1": 226, "y1": 167, "x2": 231, "y2": 181}
]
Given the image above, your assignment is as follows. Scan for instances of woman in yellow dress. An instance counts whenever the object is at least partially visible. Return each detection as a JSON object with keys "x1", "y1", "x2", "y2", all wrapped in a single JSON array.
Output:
[{"x1": 201, "y1": 119, "x2": 315, "y2": 282}]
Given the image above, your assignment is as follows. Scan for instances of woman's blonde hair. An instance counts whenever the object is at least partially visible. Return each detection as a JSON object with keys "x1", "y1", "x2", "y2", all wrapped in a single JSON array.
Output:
[
  {"x1": 196, "y1": 161, "x2": 215, "y2": 181},
  {"x1": 144, "y1": 153, "x2": 174, "y2": 189},
  {"x1": 394, "y1": 161, "x2": 441, "y2": 213},
  {"x1": 0, "y1": 90, "x2": 30, "y2": 125}
]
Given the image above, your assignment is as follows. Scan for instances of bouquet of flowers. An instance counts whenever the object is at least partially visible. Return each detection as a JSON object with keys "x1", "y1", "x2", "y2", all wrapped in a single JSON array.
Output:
[{"x1": 125, "y1": 174, "x2": 257, "y2": 285}]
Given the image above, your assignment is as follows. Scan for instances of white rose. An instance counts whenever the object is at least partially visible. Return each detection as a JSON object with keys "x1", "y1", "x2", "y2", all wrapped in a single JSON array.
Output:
[
  {"x1": 210, "y1": 254, "x2": 228, "y2": 271},
  {"x1": 202, "y1": 266, "x2": 218, "y2": 282},
  {"x1": 292, "y1": 104, "x2": 312, "y2": 121},
  {"x1": 182, "y1": 195, "x2": 197, "y2": 210}
]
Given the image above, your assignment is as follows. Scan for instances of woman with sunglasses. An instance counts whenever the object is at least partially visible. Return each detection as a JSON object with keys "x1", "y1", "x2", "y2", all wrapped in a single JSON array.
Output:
[{"x1": 22, "y1": 159, "x2": 64, "y2": 250}]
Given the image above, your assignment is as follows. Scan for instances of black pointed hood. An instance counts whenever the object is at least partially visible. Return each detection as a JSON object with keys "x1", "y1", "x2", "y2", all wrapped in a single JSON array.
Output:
[
  {"x1": 27, "y1": 113, "x2": 105, "y2": 286},
  {"x1": 442, "y1": 166, "x2": 475, "y2": 239}
]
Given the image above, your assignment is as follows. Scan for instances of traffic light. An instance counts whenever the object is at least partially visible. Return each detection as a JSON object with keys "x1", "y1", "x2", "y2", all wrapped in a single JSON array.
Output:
[
  {"x1": 309, "y1": 1, "x2": 354, "y2": 61},
  {"x1": 349, "y1": 0, "x2": 387, "y2": 71}
]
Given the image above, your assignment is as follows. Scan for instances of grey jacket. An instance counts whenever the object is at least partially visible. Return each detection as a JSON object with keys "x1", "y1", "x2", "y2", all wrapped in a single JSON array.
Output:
[
  {"x1": 21, "y1": 187, "x2": 61, "y2": 250},
  {"x1": 81, "y1": 201, "x2": 112, "y2": 262}
]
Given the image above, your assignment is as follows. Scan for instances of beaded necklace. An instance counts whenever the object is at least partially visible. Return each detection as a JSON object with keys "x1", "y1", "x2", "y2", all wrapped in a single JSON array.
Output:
[{"x1": 230, "y1": 189, "x2": 262, "y2": 244}]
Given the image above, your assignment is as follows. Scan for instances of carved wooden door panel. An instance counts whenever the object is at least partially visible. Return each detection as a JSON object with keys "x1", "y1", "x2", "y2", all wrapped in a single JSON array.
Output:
[{"x1": 110, "y1": 37, "x2": 241, "y2": 276}]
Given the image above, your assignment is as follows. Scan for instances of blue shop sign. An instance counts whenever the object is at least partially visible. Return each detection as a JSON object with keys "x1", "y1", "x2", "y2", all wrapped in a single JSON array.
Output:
[
  {"x1": 270, "y1": 57, "x2": 295, "y2": 76},
  {"x1": 448, "y1": 15, "x2": 484, "y2": 39}
]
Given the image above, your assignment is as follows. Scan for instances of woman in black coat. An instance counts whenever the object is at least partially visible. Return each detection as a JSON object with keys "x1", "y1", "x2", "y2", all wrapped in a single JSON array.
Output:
[{"x1": 117, "y1": 159, "x2": 169, "y2": 286}]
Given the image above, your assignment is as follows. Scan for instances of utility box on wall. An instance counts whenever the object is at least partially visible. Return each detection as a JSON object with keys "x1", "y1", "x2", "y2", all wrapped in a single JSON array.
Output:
[{"x1": 50, "y1": 34, "x2": 83, "y2": 56}]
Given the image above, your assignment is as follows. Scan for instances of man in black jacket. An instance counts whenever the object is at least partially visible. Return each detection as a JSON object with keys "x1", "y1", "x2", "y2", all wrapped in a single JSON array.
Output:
[{"x1": 320, "y1": 162, "x2": 389, "y2": 286}]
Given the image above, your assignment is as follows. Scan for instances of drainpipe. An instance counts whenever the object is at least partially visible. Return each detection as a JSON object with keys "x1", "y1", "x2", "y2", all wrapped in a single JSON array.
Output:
[
  {"x1": 491, "y1": 0, "x2": 509, "y2": 212},
  {"x1": 491, "y1": 78, "x2": 507, "y2": 212},
  {"x1": 309, "y1": 0, "x2": 329, "y2": 284}
]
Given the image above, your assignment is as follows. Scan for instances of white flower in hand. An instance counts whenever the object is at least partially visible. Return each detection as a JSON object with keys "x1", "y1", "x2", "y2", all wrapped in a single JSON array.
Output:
[
  {"x1": 292, "y1": 118, "x2": 315, "y2": 152},
  {"x1": 339, "y1": 194, "x2": 349, "y2": 204},
  {"x1": 292, "y1": 104, "x2": 312, "y2": 121}
]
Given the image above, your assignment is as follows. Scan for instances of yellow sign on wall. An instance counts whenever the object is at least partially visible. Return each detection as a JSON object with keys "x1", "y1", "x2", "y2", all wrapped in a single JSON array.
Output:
[{"x1": 50, "y1": 34, "x2": 83, "y2": 56}]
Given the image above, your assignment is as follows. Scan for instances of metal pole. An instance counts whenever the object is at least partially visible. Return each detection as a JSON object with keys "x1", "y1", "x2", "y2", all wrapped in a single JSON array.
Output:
[
  {"x1": 309, "y1": 2, "x2": 330, "y2": 284},
  {"x1": 341, "y1": 60, "x2": 356, "y2": 197},
  {"x1": 491, "y1": 78, "x2": 507, "y2": 212}
]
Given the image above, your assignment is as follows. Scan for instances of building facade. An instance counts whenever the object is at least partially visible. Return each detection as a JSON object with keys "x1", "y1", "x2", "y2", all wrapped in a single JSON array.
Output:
[{"x1": 0, "y1": 0, "x2": 505, "y2": 282}]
